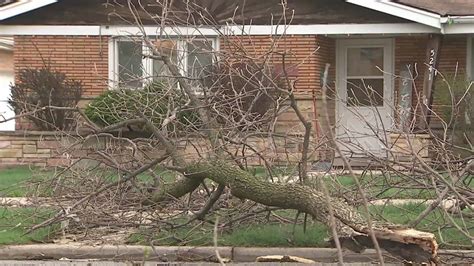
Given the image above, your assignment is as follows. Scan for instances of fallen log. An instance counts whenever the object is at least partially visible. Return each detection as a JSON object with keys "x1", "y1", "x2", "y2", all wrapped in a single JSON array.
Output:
[{"x1": 152, "y1": 161, "x2": 439, "y2": 263}]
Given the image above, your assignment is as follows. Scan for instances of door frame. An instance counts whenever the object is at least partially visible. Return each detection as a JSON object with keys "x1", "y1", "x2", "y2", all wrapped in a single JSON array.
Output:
[
  {"x1": 0, "y1": 46, "x2": 15, "y2": 131},
  {"x1": 335, "y1": 38, "x2": 395, "y2": 152}
]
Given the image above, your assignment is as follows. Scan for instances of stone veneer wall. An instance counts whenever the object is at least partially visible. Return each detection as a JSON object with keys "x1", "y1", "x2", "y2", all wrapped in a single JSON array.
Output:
[
  {"x1": 0, "y1": 131, "x2": 432, "y2": 168},
  {"x1": 0, "y1": 131, "x2": 71, "y2": 167},
  {"x1": 0, "y1": 131, "x2": 313, "y2": 168},
  {"x1": 389, "y1": 133, "x2": 431, "y2": 162}
]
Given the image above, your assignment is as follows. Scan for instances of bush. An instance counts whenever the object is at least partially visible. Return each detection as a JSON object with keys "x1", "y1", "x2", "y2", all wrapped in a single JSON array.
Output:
[
  {"x1": 203, "y1": 60, "x2": 282, "y2": 130},
  {"x1": 9, "y1": 67, "x2": 83, "y2": 131},
  {"x1": 433, "y1": 74, "x2": 473, "y2": 157},
  {"x1": 84, "y1": 82, "x2": 198, "y2": 132}
]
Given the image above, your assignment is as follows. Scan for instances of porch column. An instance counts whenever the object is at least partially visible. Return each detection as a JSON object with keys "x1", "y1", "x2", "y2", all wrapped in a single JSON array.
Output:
[{"x1": 419, "y1": 34, "x2": 443, "y2": 130}]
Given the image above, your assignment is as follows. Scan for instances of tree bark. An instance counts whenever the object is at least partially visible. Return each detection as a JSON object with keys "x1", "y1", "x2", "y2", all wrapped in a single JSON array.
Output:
[{"x1": 152, "y1": 161, "x2": 439, "y2": 263}]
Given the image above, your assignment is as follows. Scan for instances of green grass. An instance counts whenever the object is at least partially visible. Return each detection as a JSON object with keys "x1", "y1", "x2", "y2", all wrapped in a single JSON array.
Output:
[
  {"x1": 128, "y1": 204, "x2": 473, "y2": 249},
  {"x1": 371, "y1": 203, "x2": 473, "y2": 248},
  {"x1": 0, "y1": 165, "x2": 461, "y2": 200},
  {"x1": 0, "y1": 203, "x2": 469, "y2": 248},
  {"x1": 0, "y1": 166, "x2": 471, "y2": 248},
  {"x1": 0, "y1": 166, "x2": 179, "y2": 198},
  {"x1": 128, "y1": 217, "x2": 329, "y2": 248},
  {"x1": 330, "y1": 175, "x2": 437, "y2": 200},
  {"x1": 0, "y1": 167, "x2": 51, "y2": 197},
  {"x1": 221, "y1": 223, "x2": 328, "y2": 247},
  {"x1": 0, "y1": 207, "x2": 56, "y2": 245}
]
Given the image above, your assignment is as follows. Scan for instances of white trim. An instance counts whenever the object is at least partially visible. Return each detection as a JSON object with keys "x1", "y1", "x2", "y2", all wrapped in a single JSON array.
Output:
[
  {"x1": 467, "y1": 36, "x2": 473, "y2": 80},
  {"x1": 0, "y1": 36, "x2": 13, "y2": 50},
  {"x1": 107, "y1": 38, "x2": 115, "y2": 89},
  {"x1": 0, "y1": 25, "x2": 100, "y2": 35},
  {"x1": 0, "y1": 23, "x2": 440, "y2": 36},
  {"x1": 108, "y1": 37, "x2": 217, "y2": 89},
  {"x1": 441, "y1": 16, "x2": 474, "y2": 24},
  {"x1": 335, "y1": 38, "x2": 395, "y2": 119},
  {"x1": 0, "y1": 0, "x2": 57, "y2": 21},
  {"x1": 335, "y1": 37, "x2": 395, "y2": 155},
  {"x1": 443, "y1": 23, "x2": 474, "y2": 34},
  {"x1": 346, "y1": 0, "x2": 441, "y2": 29}
]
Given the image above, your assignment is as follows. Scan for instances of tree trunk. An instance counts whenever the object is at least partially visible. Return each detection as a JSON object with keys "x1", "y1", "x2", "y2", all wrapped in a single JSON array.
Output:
[{"x1": 152, "y1": 161, "x2": 439, "y2": 263}]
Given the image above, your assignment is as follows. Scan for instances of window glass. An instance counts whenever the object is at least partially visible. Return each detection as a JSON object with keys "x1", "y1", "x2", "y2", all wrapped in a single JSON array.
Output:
[
  {"x1": 471, "y1": 39, "x2": 474, "y2": 79},
  {"x1": 187, "y1": 40, "x2": 213, "y2": 78},
  {"x1": 347, "y1": 78, "x2": 384, "y2": 106},
  {"x1": 347, "y1": 47, "x2": 384, "y2": 77},
  {"x1": 118, "y1": 41, "x2": 143, "y2": 88},
  {"x1": 153, "y1": 40, "x2": 179, "y2": 85}
]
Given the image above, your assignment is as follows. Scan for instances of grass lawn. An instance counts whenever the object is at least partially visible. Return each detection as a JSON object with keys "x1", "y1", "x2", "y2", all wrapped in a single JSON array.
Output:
[
  {"x1": 0, "y1": 165, "x2": 466, "y2": 200},
  {"x1": 127, "y1": 218, "x2": 330, "y2": 248},
  {"x1": 0, "y1": 166, "x2": 471, "y2": 248},
  {"x1": 371, "y1": 203, "x2": 473, "y2": 248},
  {"x1": 128, "y1": 205, "x2": 473, "y2": 249},
  {"x1": 0, "y1": 166, "x2": 178, "y2": 198},
  {"x1": 0, "y1": 207, "x2": 56, "y2": 245},
  {"x1": 0, "y1": 166, "x2": 51, "y2": 197}
]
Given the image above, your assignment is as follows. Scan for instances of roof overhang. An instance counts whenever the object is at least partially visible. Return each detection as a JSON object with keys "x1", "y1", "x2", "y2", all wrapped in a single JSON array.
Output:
[
  {"x1": 0, "y1": 0, "x2": 474, "y2": 35},
  {"x1": 346, "y1": 0, "x2": 442, "y2": 28},
  {"x1": 346, "y1": 0, "x2": 474, "y2": 34},
  {"x1": 0, "y1": 23, "x2": 440, "y2": 36},
  {"x1": 0, "y1": 0, "x2": 57, "y2": 21}
]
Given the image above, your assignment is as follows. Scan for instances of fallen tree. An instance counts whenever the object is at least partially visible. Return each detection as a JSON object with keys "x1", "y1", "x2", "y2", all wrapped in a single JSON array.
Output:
[
  {"x1": 15, "y1": 1, "x2": 474, "y2": 264},
  {"x1": 150, "y1": 160, "x2": 439, "y2": 263}
]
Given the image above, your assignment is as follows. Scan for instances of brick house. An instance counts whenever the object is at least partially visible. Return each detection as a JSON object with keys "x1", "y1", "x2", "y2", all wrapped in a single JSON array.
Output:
[{"x1": 0, "y1": 0, "x2": 472, "y2": 166}]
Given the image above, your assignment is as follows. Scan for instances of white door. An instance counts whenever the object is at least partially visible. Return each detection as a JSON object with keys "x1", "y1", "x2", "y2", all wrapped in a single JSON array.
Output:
[
  {"x1": 336, "y1": 39, "x2": 394, "y2": 157},
  {"x1": 0, "y1": 49, "x2": 15, "y2": 131}
]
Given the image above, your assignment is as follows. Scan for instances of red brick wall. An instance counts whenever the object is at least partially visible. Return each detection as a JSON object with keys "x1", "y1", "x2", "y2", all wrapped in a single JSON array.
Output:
[
  {"x1": 14, "y1": 36, "x2": 109, "y2": 97},
  {"x1": 221, "y1": 35, "x2": 335, "y2": 95},
  {"x1": 13, "y1": 35, "x2": 109, "y2": 130},
  {"x1": 13, "y1": 34, "x2": 466, "y2": 132},
  {"x1": 394, "y1": 36, "x2": 467, "y2": 127},
  {"x1": 220, "y1": 35, "x2": 336, "y2": 159}
]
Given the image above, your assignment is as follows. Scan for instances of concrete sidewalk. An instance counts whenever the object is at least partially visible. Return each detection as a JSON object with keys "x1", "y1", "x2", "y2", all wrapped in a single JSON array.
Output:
[
  {"x1": 0, "y1": 261, "x2": 397, "y2": 266},
  {"x1": 0, "y1": 245, "x2": 472, "y2": 264},
  {"x1": 0, "y1": 245, "x2": 384, "y2": 262}
]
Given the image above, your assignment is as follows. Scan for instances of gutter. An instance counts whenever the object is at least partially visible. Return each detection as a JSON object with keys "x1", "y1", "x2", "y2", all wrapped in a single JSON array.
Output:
[
  {"x1": 346, "y1": 0, "x2": 442, "y2": 29},
  {"x1": 441, "y1": 16, "x2": 474, "y2": 24},
  {"x1": 346, "y1": 0, "x2": 474, "y2": 34},
  {"x1": 0, "y1": 0, "x2": 57, "y2": 21}
]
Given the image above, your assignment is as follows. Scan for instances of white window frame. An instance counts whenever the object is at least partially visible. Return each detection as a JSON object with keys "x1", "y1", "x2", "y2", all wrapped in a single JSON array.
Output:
[
  {"x1": 467, "y1": 36, "x2": 474, "y2": 80},
  {"x1": 108, "y1": 37, "x2": 218, "y2": 89}
]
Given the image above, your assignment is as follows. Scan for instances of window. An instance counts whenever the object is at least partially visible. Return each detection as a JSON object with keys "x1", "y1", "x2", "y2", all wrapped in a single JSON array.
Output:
[
  {"x1": 468, "y1": 37, "x2": 474, "y2": 80},
  {"x1": 152, "y1": 40, "x2": 179, "y2": 85},
  {"x1": 117, "y1": 41, "x2": 143, "y2": 88},
  {"x1": 111, "y1": 38, "x2": 216, "y2": 89},
  {"x1": 346, "y1": 47, "x2": 385, "y2": 106},
  {"x1": 187, "y1": 40, "x2": 214, "y2": 79}
]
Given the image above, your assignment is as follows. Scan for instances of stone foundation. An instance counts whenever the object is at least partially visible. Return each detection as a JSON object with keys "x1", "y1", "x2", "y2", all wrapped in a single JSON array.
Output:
[
  {"x1": 389, "y1": 133, "x2": 431, "y2": 162},
  {"x1": 0, "y1": 131, "x2": 432, "y2": 168},
  {"x1": 0, "y1": 131, "x2": 78, "y2": 167},
  {"x1": 0, "y1": 131, "x2": 324, "y2": 168}
]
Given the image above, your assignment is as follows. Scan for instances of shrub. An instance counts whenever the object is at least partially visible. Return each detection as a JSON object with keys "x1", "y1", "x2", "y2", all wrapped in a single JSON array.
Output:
[
  {"x1": 9, "y1": 67, "x2": 83, "y2": 131},
  {"x1": 84, "y1": 82, "x2": 198, "y2": 132},
  {"x1": 433, "y1": 74, "x2": 473, "y2": 157},
  {"x1": 203, "y1": 60, "x2": 282, "y2": 130}
]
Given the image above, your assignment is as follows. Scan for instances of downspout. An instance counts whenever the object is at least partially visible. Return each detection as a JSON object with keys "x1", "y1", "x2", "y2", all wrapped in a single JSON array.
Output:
[{"x1": 312, "y1": 37, "x2": 321, "y2": 143}]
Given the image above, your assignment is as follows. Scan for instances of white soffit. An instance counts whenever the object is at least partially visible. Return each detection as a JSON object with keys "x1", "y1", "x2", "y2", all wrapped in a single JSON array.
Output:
[
  {"x1": 0, "y1": 0, "x2": 57, "y2": 21},
  {"x1": 346, "y1": 0, "x2": 442, "y2": 29},
  {"x1": 0, "y1": 24, "x2": 440, "y2": 36}
]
